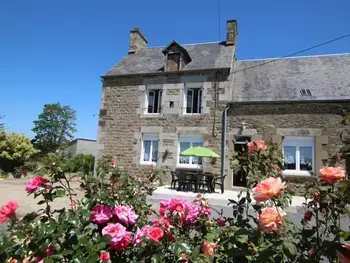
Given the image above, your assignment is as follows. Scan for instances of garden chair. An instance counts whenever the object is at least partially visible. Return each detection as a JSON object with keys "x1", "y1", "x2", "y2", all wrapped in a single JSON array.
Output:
[
  {"x1": 170, "y1": 171, "x2": 180, "y2": 189},
  {"x1": 212, "y1": 174, "x2": 227, "y2": 194}
]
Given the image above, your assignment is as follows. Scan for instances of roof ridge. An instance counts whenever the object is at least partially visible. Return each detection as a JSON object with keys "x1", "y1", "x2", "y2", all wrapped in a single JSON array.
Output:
[
  {"x1": 237, "y1": 52, "x2": 350, "y2": 62},
  {"x1": 145, "y1": 41, "x2": 222, "y2": 49}
]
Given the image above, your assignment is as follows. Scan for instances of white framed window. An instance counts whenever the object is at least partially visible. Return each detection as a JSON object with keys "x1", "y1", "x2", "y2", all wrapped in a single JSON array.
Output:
[
  {"x1": 145, "y1": 87, "x2": 162, "y2": 114},
  {"x1": 183, "y1": 83, "x2": 202, "y2": 114},
  {"x1": 283, "y1": 136, "x2": 314, "y2": 176},
  {"x1": 140, "y1": 134, "x2": 159, "y2": 165},
  {"x1": 177, "y1": 135, "x2": 204, "y2": 168}
]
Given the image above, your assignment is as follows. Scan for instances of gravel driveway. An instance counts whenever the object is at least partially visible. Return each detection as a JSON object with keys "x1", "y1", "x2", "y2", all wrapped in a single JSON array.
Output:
[{"x1": 0, "y1": 179, "x2": 83, "y2": 234}]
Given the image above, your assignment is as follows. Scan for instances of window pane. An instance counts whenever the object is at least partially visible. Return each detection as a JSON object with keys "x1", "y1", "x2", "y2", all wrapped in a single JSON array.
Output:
[
  {"x1": 186, "y1": 89, "x2": 193, "y2": 113},
  {"x1": 148, "y1": 91, "x2": 155, "y2": 113},
  {"x1": 179, "y1": 142, "x2": 190, "y2": 164},
  {"x1": 284, "y1": 146, "x2": 296, "y2": 170},
  {"x1": 143, "y1": 140, "x2": 151, "y2": 162},
  {"x1": 154, "y1": 90, "x2": 159, "y2": 113},
  {"x1": 300, "y1": 147, "x2": 312, "y2": 171},
  {"x1": 152, "y1": 140, "x2": 158, "y2": 162},
  {"x1": 198, "y1": 89, "x2": 202, "y2": 113},
  {"x1": 193, "y1": 89, "x2": 199, "y2": 114},
  {"x1": 192, "y1": 142, "x2": 203, "y2": 165},
  {"x1": 158, "y1": 90, "x2": 162, "y2": 113}
]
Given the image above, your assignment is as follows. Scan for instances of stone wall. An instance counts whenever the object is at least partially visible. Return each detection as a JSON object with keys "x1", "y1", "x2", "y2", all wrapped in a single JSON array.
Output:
[
  {"x1": 226, "y1": 101, "x2": 350, "y2": 190},
  {"x1": 98, "y1": 70, "x2": 233, "y2": 182}
]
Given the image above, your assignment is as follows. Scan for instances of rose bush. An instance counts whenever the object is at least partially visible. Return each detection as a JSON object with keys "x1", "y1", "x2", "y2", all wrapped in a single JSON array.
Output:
[{"x1": 0, "y1": 145, "x2": 348, "y2": 262}]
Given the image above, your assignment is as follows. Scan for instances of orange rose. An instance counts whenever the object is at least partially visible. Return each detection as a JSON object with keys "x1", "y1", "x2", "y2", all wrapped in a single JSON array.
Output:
[
  {"x1": 252, "y1": 177, "x2": 286, "y2": 202},
  {"x1": 319, "y1": 166, "x2": 345, "y2": 184},
  {"x1": 258, "y1": 207, "x2": 286, "y2": 233},
  {"x1": 203, "y1": 241, "x2": 217, "y2": 256},
  {"x1": 247, "y1": 140, "x2": 267, "y2": 153}
]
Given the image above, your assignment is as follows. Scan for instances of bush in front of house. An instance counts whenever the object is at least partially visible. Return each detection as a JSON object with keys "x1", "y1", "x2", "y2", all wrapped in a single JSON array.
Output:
[
  {"x1": 0, "y1": 144, "x2": 349, "y2": 263},
  {"x1": 0, "y1": 131, "x2": 40, "y2": 174}
]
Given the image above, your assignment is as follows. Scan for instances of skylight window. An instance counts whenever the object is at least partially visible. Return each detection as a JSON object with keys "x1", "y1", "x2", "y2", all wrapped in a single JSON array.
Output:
[{"x1": 300, "y1": 89, "x2": 312, "y2": 96}]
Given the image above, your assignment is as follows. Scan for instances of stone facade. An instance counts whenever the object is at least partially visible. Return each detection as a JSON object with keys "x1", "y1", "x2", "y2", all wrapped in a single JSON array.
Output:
[
  {"x1": 98, "y1": 69, "x2": 234, "y2": 182},
  {"x1": 225, "y1": 101, "x2": 350, "y2": 190}
]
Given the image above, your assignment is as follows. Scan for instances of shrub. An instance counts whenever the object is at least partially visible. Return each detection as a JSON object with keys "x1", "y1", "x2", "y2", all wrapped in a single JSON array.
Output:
[
  {"x1": 0, "y1": 144, "x2": 349, "y2": 262},
  {"x1": 0, "y1": 131, "x2": 39, "y2": 173}
]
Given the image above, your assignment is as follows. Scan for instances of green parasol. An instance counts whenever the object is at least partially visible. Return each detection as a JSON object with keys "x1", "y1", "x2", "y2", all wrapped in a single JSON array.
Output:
[{"x1": 180, "y1": 146, "x2": 219, "y2": 158}]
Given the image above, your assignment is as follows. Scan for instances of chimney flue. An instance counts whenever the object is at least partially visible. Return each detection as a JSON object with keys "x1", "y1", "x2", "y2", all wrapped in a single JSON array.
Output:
[
  {"x1": 226, "y1": 20, "x2": 237, "y2": 46},
  {"x1": 128, "y1": 28, "x2": 147, "y2": 54}
]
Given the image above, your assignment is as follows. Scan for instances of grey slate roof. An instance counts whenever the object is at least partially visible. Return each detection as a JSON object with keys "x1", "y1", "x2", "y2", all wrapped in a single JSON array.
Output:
[
  {"x1": 232, "y1": 53, "x2": 350, "y2": 102},
  {"x1": 104, "y1": 42, "x2": 234, "y2": 76}
]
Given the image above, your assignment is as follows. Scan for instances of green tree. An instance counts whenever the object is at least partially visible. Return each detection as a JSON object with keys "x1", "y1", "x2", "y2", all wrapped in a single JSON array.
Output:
[
  {"x1": 0, "y1": 131, "x2": 40, "y2": 172},
  {"x1": 32, "y1": 102, "x2": 77, "y2": 154}
]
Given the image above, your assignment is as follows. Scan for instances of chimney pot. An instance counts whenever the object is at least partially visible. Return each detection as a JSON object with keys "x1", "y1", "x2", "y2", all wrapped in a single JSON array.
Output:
[
  {"x1": 128, "y1": 28, "x2": 147, "y2": 54},
  {"x1": 226, "y1": 20, "x2": 237, "y2": 46}
]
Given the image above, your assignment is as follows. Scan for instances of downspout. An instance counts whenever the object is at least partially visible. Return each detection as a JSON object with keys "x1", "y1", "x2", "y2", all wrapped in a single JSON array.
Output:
[{"x1": 221, "y1": 103, "x2": 230, "y2": 177}]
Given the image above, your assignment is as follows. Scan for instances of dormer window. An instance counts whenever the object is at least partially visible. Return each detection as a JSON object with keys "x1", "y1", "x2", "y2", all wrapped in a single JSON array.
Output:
[
  {"x1": 162, "y1": 41, "x2": 191, "y2": 72},
  {"x1": 166, "y1": 53, "x2": 180, "y2": 71}
]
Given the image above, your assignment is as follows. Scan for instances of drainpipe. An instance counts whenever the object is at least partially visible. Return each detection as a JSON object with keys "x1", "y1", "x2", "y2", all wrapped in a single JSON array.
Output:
[{"x1": 221, "y1": 103, "x2": 230, "y2": 177}]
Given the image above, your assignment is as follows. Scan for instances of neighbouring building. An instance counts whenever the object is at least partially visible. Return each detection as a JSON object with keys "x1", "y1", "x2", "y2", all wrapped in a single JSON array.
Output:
[
  {"x1": 66, "y1": 138, "x2": 100, "y2": 158},
  {"x1": 97, "y1": 20, "x2": 350, "y2": 190}
]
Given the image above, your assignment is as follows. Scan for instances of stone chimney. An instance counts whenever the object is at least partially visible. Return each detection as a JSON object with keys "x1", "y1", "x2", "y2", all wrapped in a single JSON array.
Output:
[
  {"x1": 226, "y1": 20, "x2": 237, "y2": 46},
  {"x1": 128, "y1": 28, "x2": 148, "y2": 54}
]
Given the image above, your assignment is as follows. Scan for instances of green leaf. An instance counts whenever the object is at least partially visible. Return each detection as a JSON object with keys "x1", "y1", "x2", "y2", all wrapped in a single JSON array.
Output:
[
  {"x1": 151, "y1": 254, "x2": 162, "y2": 263},
  {"x1": 43, "y1": 258, "x2": 53, "y2": 263},
  {"x1": 79, "y1": 235, "x2": 89, "y2": 245},
  {"x1": 282, "y1": 240, "x2": 297, "y2": 259},
  {"x1": 236, "y1": 234, "x2": 248, "y2": 243},
  {"x1": 55, "y1": 188, "x2": 66, "y2": 197},
  {"x1": 191, "y1": 245, "x2": 201, "y2": 258},
  {"x1": 239, "y1": 197, "x2": 246, "y2": 205},
  {"x1": 168, "y1": 243, "x2": 192, "y2": 255},
  {"x1": 86, "y1": 255, "x2": 99, "y2": 263}
]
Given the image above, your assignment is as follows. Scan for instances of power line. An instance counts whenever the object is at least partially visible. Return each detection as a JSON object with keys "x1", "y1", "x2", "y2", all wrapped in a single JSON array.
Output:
[
  {"x1": 231, "y1": 33, "x2": 350, "y2": 75},
  {"x1": 217, "y1": 0, "x2": 221, "y2": 41}
]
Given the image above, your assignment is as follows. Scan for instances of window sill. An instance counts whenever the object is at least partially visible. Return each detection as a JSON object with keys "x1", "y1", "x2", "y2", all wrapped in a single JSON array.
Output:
[
  {"x1": 283, "y1": 170, "x2": 313, "y2": 176},
  {"x1": 182, "y1": 113, "x2": 203, "y2": 117},
  {"x1": 140, "y1": 162, "x2": 157, "y2": 167},
  {"x1": 141, "y1": 113, "x2": 162, "y2": 118}
]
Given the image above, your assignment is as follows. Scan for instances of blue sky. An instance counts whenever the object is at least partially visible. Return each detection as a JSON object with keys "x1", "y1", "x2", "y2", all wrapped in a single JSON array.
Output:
[{"x1": 1, "y1": 0, "x2": 349, "y2": 140}]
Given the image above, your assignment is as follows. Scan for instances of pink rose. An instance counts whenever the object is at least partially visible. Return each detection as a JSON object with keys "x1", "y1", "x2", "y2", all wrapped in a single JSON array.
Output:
[
  {"x1": 0, "y1": 200, "x2": 18, "y2": 224},
  {"x1": 258, "y1": 207, "x2": 286, "y2": 233},
  {"x1": 319, "y1": 166, "x2": 345, "y2": 184},
  {"x1": 25, "y1": 176, "x2": 52, "y2": 193},
  {"x1": 147, "y1": 226, "x2": 164, "y2": 242},
  {"x1": 113, "y1": 205, "x2": 138, "y2": 226},
  {"x1": 111, "y1": 233, "x2": 131, "y2": 251},
  {"x1": 203, "y1": 241, "x2": 217, "y2": 257},
  {"x1": 133, "y1": 225, "x2": 150, "y2": 246},
  {"x1": 247, "y1": 140, "x2": 267, "y2": 153},
  {"x1": 102, "y1": 223, "x2": 131, "y2": 251},
  {"x1": 100, "y1": 251, "x2": 110, "y2": 262},
  {"x1": 152, "y1": 216, "x2": 171, "y2": 229},
  {"x1": 252, "y1": 177, "x2": 286, "y2": 202},
  {"x1": 216, "y1": 217, "x2": 225, "y2": 227},
  {"x1": 111, "y1": 160, "x2": 116, "y2": 168},
  {"x1": 90, "y1": 204, "x2": 112, "y2": 224}
]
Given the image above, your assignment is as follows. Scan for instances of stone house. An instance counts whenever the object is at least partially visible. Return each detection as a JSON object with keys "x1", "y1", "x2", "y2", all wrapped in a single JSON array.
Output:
[{"x1": 97, "y1": 20, "x2": 350, "y2": 190}]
